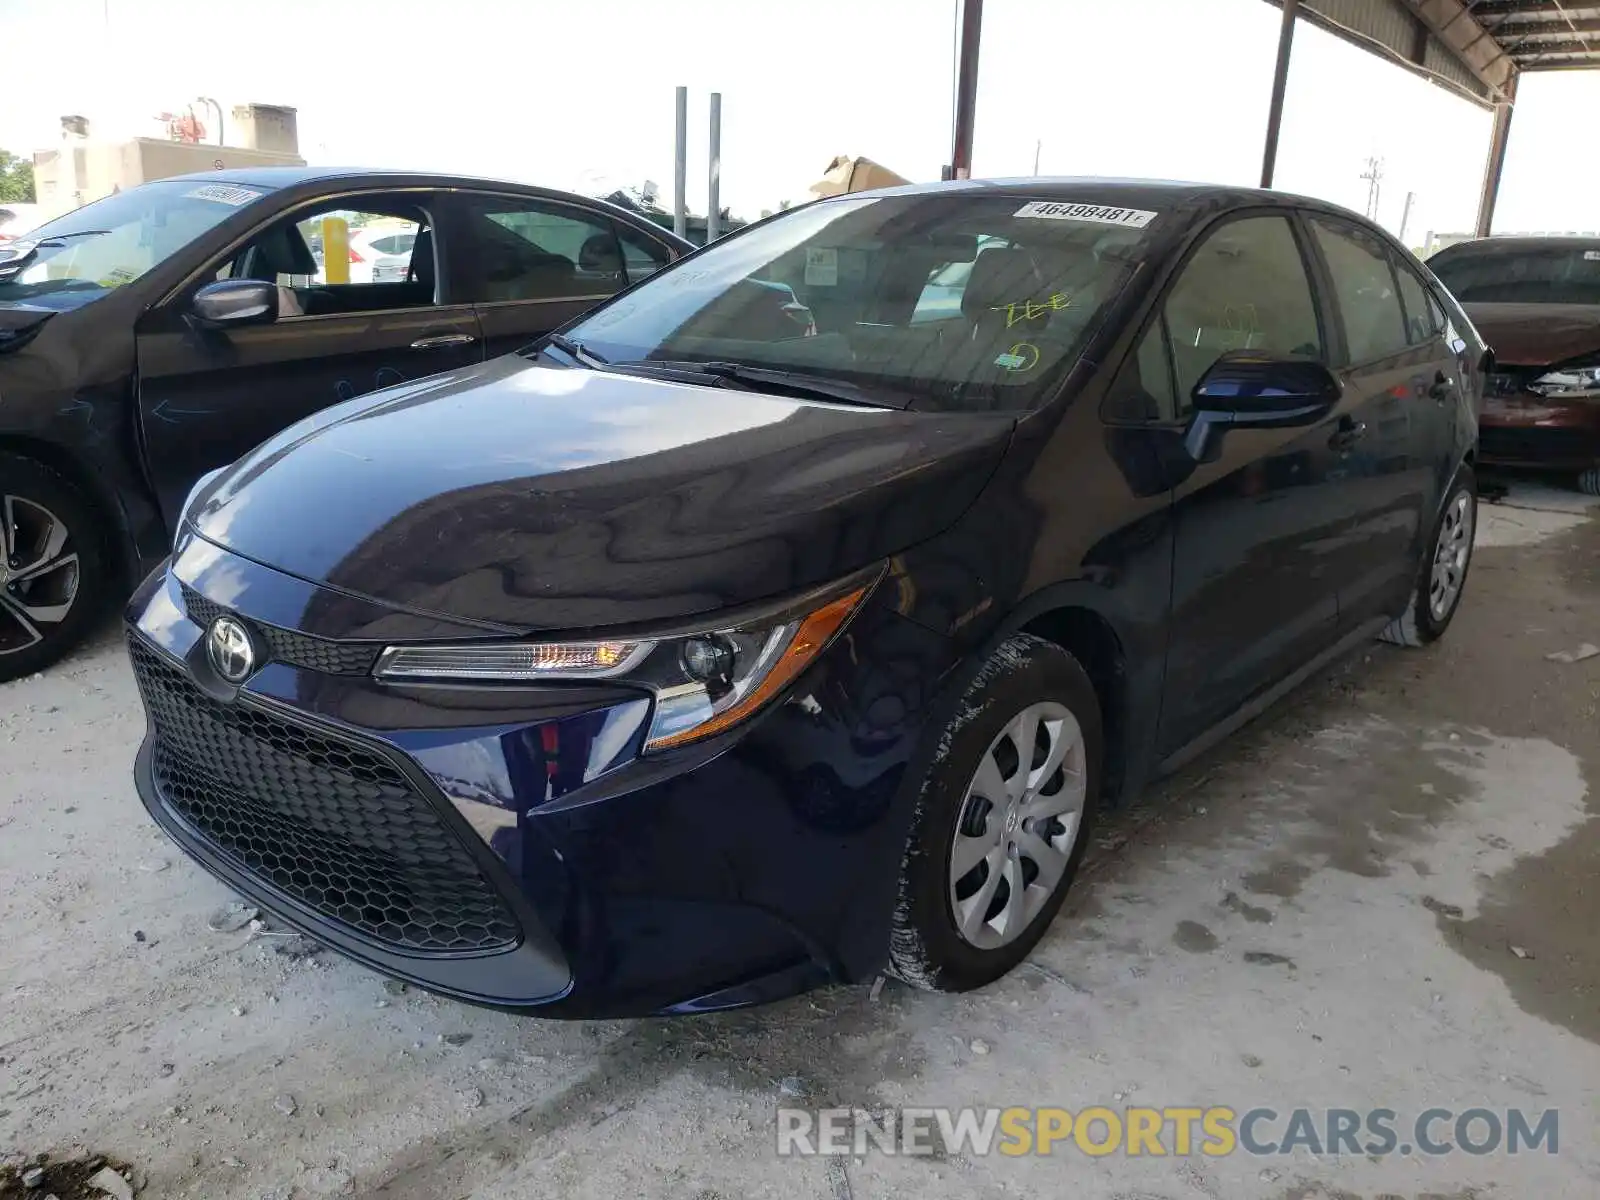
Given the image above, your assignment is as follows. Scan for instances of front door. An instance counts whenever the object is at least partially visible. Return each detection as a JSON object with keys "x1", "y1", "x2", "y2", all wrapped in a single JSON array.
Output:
[
  {"x1": 443, "y1": 192, "x2": 676, "y2": 359},
  {"x1": 134, "y1": 192, "x2": 484, "y2": 527},
  {"x1": 1154, "y1": 212, "x2": 1349, "y2": 755}
]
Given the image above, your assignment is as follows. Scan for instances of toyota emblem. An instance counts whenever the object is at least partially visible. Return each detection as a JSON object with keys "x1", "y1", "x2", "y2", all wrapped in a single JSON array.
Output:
[{"x1": 206, "y1": 615, "x2": 258, "y2": 684}]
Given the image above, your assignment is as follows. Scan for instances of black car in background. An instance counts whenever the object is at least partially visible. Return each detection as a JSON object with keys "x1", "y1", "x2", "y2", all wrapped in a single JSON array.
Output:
[
  {"x1": 128, "y1": 180, "x2": 1485, "y2": 1016},
  {"x1": 0, "y1": 168, "x2": 691, "y2": 680}
]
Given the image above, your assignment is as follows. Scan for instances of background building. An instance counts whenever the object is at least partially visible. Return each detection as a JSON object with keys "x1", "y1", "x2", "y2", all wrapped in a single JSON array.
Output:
[{"x1": 31, "y1": 103, "x2": 304, "y2": 220}]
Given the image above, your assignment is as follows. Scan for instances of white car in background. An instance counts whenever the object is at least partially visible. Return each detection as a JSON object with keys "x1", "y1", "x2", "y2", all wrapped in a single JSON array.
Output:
[
  {"x1": 0, "y1": 203, "x2": 45, "y2": 242},
  {"x1": 356, "y1": 226, "x2": 416, "y2": 283}
]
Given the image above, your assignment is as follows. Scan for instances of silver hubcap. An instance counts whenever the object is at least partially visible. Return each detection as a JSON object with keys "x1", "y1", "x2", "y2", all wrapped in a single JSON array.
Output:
[
  {"x1": 0, "y1": 494, "x2": 81, "y2": 656},
  {"x1": 948, "y1": 701, "x2": 1087, "y2": 950},
  {"x1": 1428, "y1": 490, "x2": 1474, "y2": 621}
]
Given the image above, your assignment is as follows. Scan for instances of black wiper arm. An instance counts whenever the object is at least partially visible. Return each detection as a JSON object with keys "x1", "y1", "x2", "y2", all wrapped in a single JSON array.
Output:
[
  {"x1": 540, "y1": 332, "x2": 609, "y2": 368},
  {"x1": 33, "y1": 230, "x2": 111, "y2": 246},
  {"x1": 627, "y1": 359, "x2": 903, "y2": 409}
]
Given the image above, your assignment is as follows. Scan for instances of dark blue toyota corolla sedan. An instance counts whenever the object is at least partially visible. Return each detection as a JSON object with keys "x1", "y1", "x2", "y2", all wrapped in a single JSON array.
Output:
[{"x1": 127, "y1": 179, "x2": 1486, "y2": 1016}]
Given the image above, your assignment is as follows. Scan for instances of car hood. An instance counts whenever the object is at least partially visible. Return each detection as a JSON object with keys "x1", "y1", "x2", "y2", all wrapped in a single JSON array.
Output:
[
  {"x1": 1464, "y1": 302, "x2": 1600, "y2": 368},
  {"x1": 191, "y1": 355, "x2": 1015, "y2": 631}
]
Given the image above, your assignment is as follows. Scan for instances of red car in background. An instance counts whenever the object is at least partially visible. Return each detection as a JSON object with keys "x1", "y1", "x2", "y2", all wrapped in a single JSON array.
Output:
[{"x1": 1429, "y1": 237, "x2": 1600, "y2": 495}]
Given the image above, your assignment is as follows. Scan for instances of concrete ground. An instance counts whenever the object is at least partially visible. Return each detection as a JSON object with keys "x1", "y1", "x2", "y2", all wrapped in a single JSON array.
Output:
[{"x1": 2, "y1": 481, "x2": 1597, "y2": 1200}]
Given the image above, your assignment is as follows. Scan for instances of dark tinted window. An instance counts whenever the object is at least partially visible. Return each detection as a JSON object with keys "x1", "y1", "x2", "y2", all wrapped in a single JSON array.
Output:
[
  {"x1": 617, "y1": 225, "x2": 672, "y2": 285},
  {"x1": 1392, "y1": 254, "x2": 1443, "y2": 345},
  {"x1": 1309, "y1": 217, "x2": 1408, "y2": 364},
  {"x1": 1163, "y1": 215, "x2": 1321, "y2": 406},
  {"x1": 459, "y1": 196, "x2": 623, "y2": 302},
  {"x1": 1430, "y1": 242, "x2": 1600, "y2": 305},
  {"x1": 566, "y1": 193, "x2": 1158, "y2": 413},
  {"x1": 1106, "y1": 318, "x2": 1178, "y2": 422}
]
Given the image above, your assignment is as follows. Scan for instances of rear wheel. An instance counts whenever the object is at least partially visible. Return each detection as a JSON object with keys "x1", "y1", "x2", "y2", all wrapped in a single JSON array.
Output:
[
  {"x1": 1381, "y1": 465, "x2": 1476, "y2": 648},
  {"x1": 1578, "y1": 468, "x2": 1600, "y2": 498},
  {"x1": 888, "y1": 634, "x2": 1102, "y2": 992},
  {"x1": 0, "y1": 454, "x2": 108, "y2": 683}
]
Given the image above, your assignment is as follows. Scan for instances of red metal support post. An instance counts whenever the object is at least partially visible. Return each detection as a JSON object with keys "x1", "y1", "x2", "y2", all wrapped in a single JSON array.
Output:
[{"x1": 947, "y1": 0, "x2": 984, "y2": 181}]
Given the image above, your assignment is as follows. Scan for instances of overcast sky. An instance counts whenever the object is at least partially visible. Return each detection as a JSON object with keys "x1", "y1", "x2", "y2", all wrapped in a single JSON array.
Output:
[{"x1": 1, "y1": 0, "x2": 1596, "y2": 241}]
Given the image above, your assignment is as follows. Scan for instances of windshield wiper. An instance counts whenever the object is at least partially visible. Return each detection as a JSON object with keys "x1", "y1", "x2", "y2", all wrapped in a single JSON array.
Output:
[
  {"x1": 618, "y1": 359, "x2": 903, "y2": 409},
  {"x1": 33, "y1": 230, "x2": 111, "y2": 246},
  {"x1": 539, "y1": 333, "x2": 609, "y2": 369}
]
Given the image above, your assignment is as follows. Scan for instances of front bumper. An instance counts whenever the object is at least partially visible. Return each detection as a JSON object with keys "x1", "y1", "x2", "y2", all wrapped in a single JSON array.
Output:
[
  {"x1": 1479, "y1": 398, "x2": 1600, "y2": 471},
  {"x1": 126, "y1": 533, "x2": 955, "y2": 1017}
]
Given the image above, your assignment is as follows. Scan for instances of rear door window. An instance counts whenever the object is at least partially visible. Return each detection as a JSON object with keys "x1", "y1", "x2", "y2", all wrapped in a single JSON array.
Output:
[
  {"x1": 1391, "y1": 254, "x2": 1444, "y2": 346},
  {"x1": 457, "y1": 195, "x2": 625, "y2": 302},
  {"x1": 617, "y1": 225, "x2": 673, "y2": 285},
  {"x1": 1308, "y1": 217, "x2": 1409, "y2": 365}
]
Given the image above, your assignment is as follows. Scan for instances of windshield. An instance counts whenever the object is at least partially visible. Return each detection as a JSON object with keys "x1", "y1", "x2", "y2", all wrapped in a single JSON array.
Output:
[
  {"x1": 563, "y1": 193, "x2": 1155, "y2": 411},
  {"x1": 1431, "y1": 243, "x2": 1600, "y2": 306},
  {"x1": 0, "y1": 179, "x2": 271, "y2": 307}
]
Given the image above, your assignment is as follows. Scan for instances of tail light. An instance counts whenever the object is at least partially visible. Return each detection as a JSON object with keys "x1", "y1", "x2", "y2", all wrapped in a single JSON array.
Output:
[{"x1": 347, "y1": 247, "x2": 365, "y2": 264}]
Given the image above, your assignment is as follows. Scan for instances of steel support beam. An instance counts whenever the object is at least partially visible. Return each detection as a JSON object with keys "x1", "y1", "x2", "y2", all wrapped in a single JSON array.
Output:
[
  {"x1": 673, "y1": 86, "x2": 688, "y2": 240},
  {"x1": 707, "y1": 92, "x2": 722, "y2": 243},
  {"x1": 1475, "y1": 71, "x2": 1518, "y2": 237},
  {"x1": 1261, "y1": 0, "x2": 1301, "y2": 189},
  {"x1": 946, "y1": 0, "x2": 983, "y2": 181}
]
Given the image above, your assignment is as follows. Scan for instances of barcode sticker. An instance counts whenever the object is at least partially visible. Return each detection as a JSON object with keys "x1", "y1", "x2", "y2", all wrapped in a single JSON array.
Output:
[
  {"x1": 184, "y1": 184, "x2": 263, "y2": 207},
  {"x1": 1014, "y1": 201, "x2": 1157, "y2": 228}
]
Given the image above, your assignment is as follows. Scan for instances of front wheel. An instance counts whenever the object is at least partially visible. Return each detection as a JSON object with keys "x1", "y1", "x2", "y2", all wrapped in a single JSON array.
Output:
[
  {"x1": 0, "y1": 454, "x2": 108, "y2": 683},
  {"x1": 1381, "y1": 465, "x2": 1476, "y2": 648},
  {"x1": 1578, "y1": 467, "x2": 1600, "y2": 498},
  {"x1": 888, "y1": 634, "x2": 1102, "y2": 992}
]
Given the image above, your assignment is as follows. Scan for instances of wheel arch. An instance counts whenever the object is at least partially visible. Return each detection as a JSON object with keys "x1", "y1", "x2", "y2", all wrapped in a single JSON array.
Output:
[{"x1": 0, "y1": 434, "x2": 136, "y2": 583}]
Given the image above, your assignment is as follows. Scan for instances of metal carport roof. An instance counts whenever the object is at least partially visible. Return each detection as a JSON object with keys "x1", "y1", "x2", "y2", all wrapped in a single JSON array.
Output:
[{"x1": 942, "y1": 1, "x2": 1598, "y2": 237}]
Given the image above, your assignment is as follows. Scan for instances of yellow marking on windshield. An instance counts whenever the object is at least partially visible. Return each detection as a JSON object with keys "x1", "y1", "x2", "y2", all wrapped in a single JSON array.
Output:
[{"x1": 990, "y1": 292, "x2": 1074, "y2": 329}]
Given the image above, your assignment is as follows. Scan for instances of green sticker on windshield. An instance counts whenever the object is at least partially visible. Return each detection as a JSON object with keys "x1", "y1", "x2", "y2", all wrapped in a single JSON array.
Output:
[{"x1": 98, "y1": 267, "x2": 137, "y2": 288}]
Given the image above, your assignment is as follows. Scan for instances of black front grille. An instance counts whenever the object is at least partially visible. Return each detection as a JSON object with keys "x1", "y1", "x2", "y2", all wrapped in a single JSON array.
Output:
[
  {"x1": 130, "y1": 637, "x2": 519, "y2": 955},
  {"x1": 182, "y1": 586, "x2": 379, "y2": 676}
]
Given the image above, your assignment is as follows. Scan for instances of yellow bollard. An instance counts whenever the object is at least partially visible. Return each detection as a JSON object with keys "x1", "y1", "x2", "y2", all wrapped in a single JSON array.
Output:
[{"x1": 321, "y1": 215, "x2": 350, "y2": 285}]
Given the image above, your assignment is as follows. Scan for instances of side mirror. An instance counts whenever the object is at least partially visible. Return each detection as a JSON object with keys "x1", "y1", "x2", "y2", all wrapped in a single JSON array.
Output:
[
  {"x1": 1184, "y1": 351, "x2": 1341, "y2": 461},
  {"x1": 192, "y1": 279, "x2": 278, "y2": 328}
]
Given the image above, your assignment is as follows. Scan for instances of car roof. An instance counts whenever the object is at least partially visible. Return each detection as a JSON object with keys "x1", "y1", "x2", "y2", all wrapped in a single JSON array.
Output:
[
  {"x1": 155, "y1": 165, "x2": 621, "y2": 200},
  {"x1": 816, "y1": 175, "x2": 1378, "y2": 231},
  {"x1": 1432, "y1": 235, "x2": 1600, "y2": 255}
]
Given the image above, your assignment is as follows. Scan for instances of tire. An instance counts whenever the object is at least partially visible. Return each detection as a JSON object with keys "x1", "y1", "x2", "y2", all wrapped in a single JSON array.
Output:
[
  {"x1": 888, "y1": 634, "x2": 1102, "y2": 992},
  {"x1": 0, "y1": 453, "x2": 109, "y2": 683},
  {"x1": 1381, "y1": 464, "x2": 1476, "y2": 649},
  {"x1": 1579, "y1": 468, "x2": 1600, "y2": 498}
]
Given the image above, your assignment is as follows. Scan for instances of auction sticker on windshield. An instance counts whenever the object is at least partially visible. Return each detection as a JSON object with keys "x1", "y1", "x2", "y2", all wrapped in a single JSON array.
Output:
[
  {"x1": 1014, "y1": 202, "x2": 1156, "y2": 229},
  {"x1": 184, "y1": 184, "x2": 263, "y2": 207}
]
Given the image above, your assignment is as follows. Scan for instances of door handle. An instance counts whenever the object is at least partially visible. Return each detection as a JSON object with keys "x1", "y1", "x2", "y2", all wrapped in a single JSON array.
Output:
[
  {"x1": 410, "y1": 333, "x2": 476, "y2": 350},
  {"x1": 1328, "y1": 417, "x2": 1368, "y2": 452},
  {"x1": 1428, "y1": 371, "x2": 1455, "y2": 403}
]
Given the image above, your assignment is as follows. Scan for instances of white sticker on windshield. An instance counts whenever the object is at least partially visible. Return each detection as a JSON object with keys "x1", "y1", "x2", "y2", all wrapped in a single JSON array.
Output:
[
  {"x1": 184, "y1": 184, "x2": 263, "y2": 207},
  {"x1": 1586, "y1": 250, "x2": 1600, "y2": 261},
  {"x1": 1014, "y1": 201, "x2": 1157, "y2": 228},
  {"x1": 804, "y1": 247, "x2": 839, "y2": 287}
]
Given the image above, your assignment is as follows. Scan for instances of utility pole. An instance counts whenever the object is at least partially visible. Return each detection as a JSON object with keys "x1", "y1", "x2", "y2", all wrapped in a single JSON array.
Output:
[
  {"x1": 1360, "y1": 156, "x2": 1384, "y2": 221},
  {"x1": 1398, "y1": 190, "x2": 1415, "y2": 244},
  {"x1": 1033, "y1": 139, "x2": 1041, "y2": 176}
]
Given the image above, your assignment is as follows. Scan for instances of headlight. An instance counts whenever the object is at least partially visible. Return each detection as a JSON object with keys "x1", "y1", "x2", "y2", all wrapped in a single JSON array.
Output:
[
  {"x1": 1529, "y1": 365, "x2": 1600, "y2": 399},
  {"x1": 373, "y1": 571, "x2": 880, "y2": 752}
]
